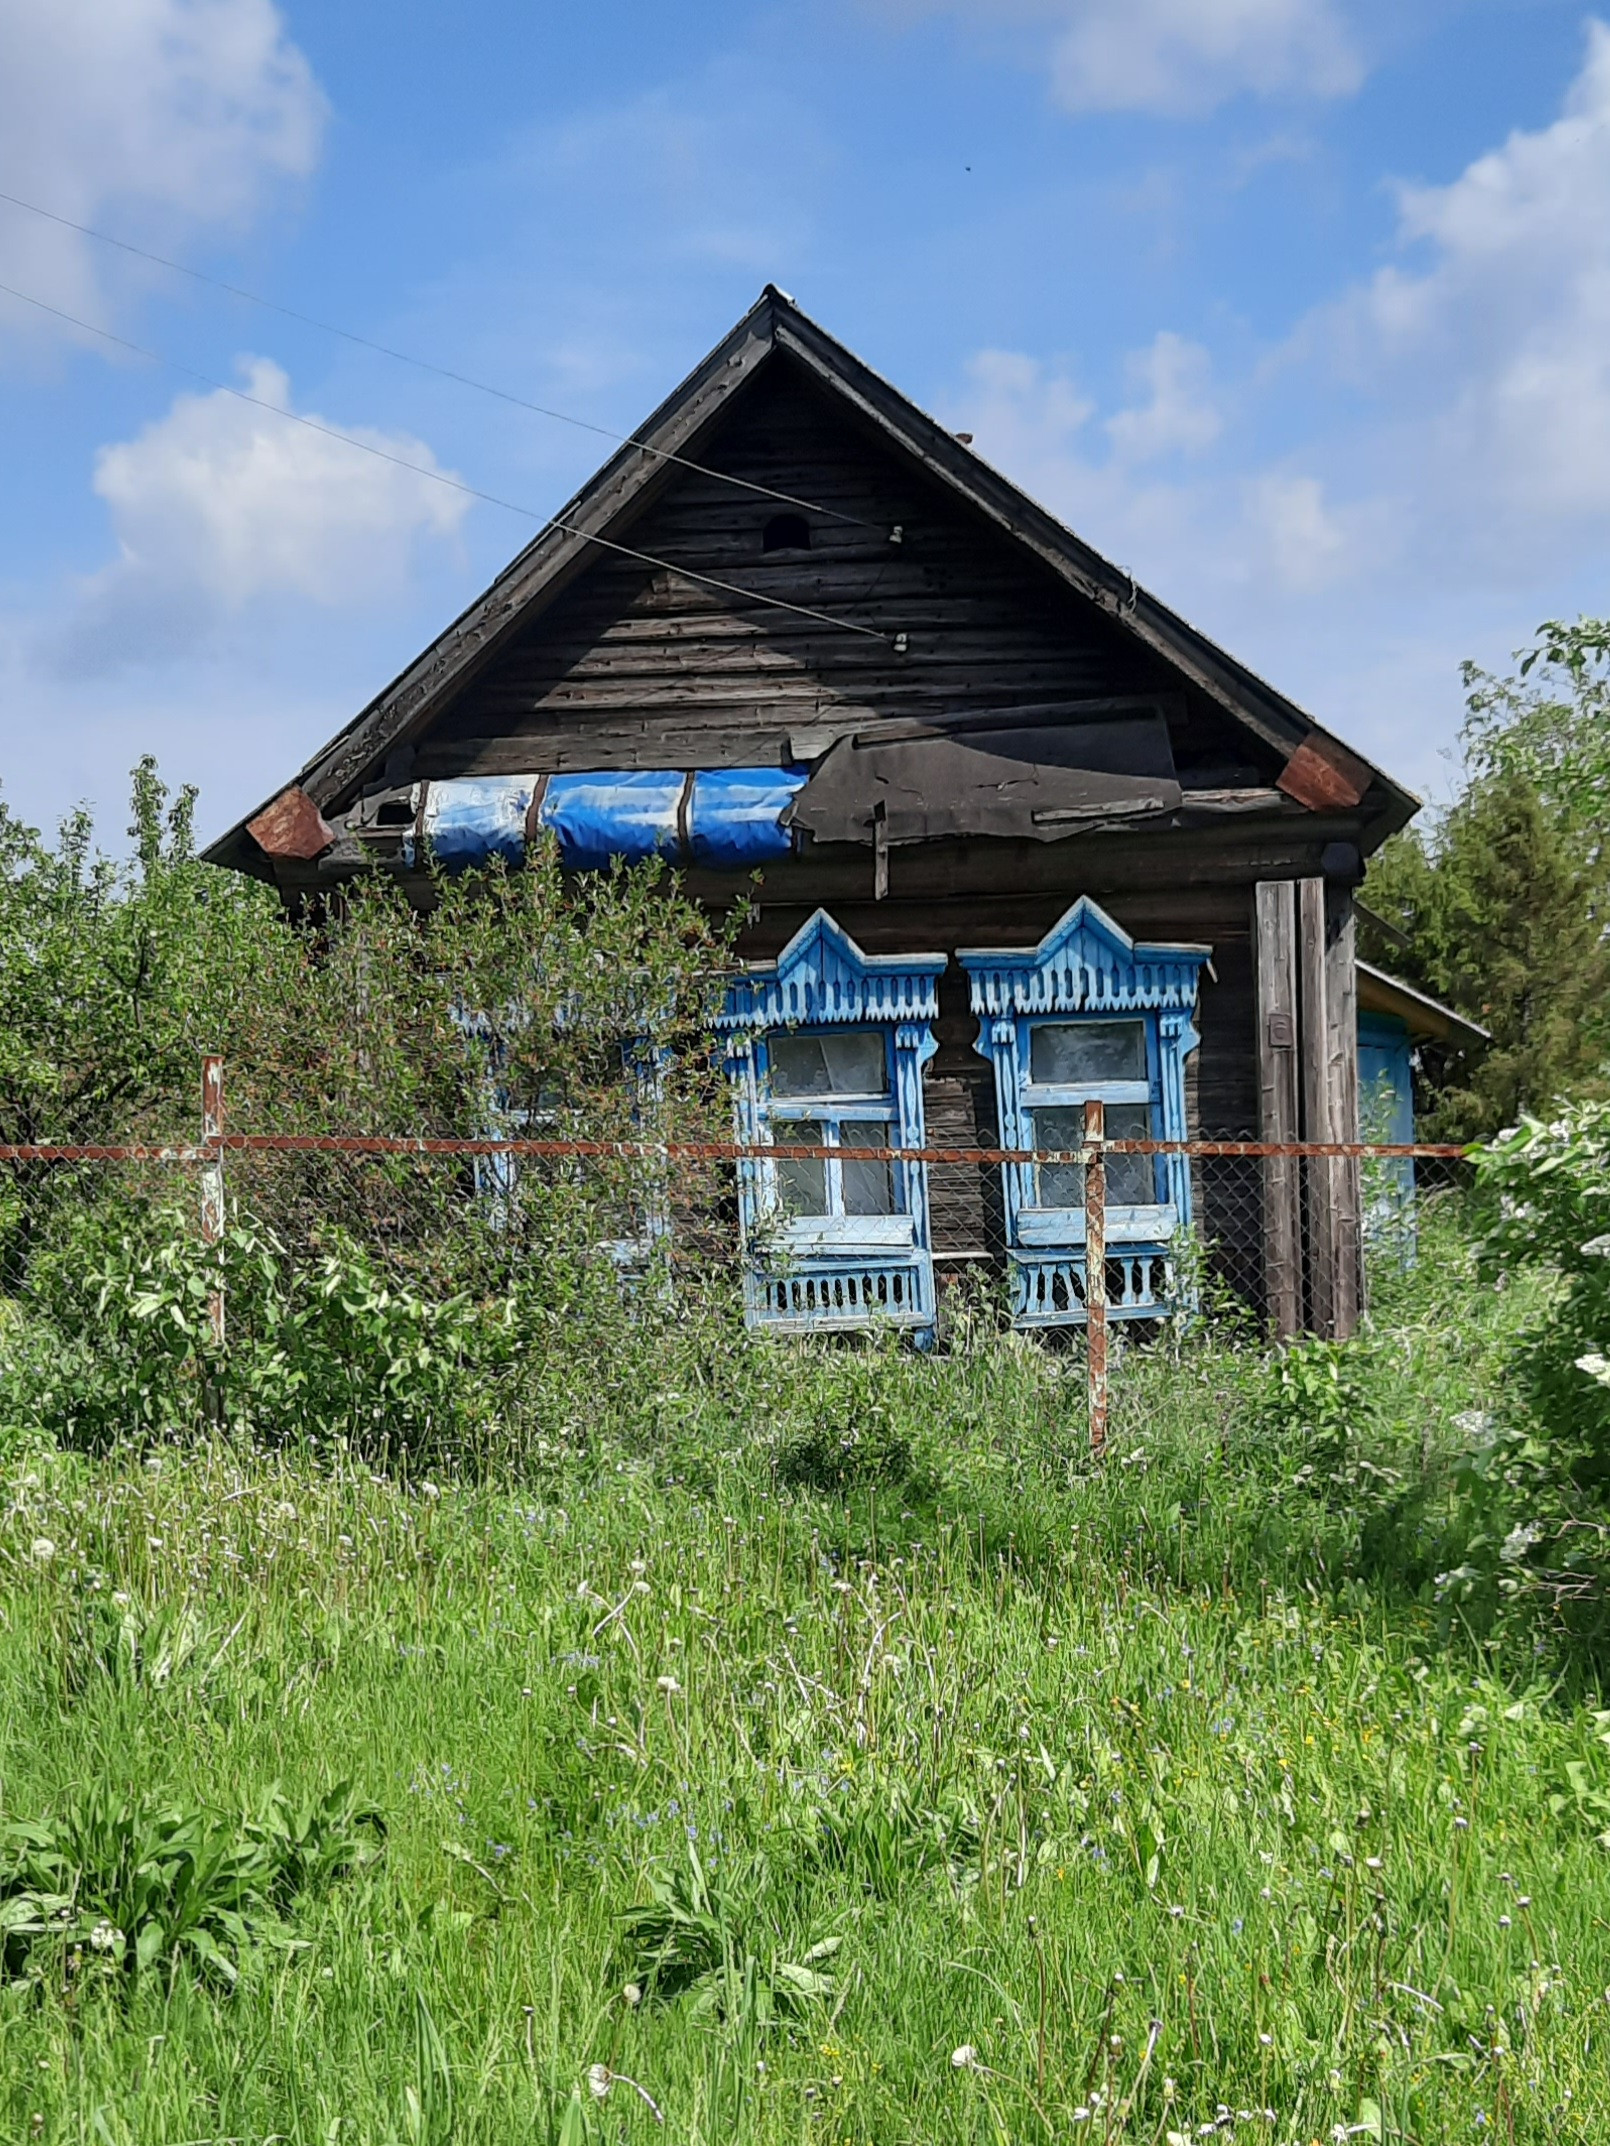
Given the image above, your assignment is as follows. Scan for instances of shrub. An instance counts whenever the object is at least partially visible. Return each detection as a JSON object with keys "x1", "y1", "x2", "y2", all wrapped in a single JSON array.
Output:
[{"x1": 1453, "y1": 1104, "x2": 1610, "y2": 1645}]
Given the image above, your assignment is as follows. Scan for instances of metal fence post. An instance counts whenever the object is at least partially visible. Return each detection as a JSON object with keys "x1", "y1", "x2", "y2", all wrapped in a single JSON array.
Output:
[
  {"x1": 200, "y1": 1054, "x2": 225, "y2": 1347},
  {"x1": 1085, "y1": 1098, "x2": 1107, "y2": 1456}
]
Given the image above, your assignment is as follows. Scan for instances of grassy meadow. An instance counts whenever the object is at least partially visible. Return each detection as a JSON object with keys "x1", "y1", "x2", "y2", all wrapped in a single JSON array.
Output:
[{"x1": 3, "y1": 1232, "x2": 1610, "y2": 2144}]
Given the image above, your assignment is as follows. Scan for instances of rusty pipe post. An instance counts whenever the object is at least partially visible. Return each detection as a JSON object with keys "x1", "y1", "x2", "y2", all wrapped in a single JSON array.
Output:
[
  {"x1": 200, "y1": 1054, "x2": 225, "y2": 1347},
  {"x1": 1085, "y1": 1098, "x2": 1107, "y2": 1456}
]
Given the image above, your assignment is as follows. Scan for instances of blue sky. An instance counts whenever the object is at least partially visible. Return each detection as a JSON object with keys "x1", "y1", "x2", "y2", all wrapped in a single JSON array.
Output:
[{"x1": 1, "y1": 0, "x2": 1606, "y2": 844}]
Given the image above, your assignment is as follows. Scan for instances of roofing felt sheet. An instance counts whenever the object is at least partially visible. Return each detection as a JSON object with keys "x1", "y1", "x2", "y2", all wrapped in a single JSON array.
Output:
[{"x1": 787, "y1": 716, "x2": 1182, "y2": 847}]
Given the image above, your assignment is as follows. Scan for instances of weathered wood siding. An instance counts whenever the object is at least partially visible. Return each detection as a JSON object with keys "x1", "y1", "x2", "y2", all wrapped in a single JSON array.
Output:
[{"x1": 420, "y1": 364, "x2": 1278, "y2": 788}]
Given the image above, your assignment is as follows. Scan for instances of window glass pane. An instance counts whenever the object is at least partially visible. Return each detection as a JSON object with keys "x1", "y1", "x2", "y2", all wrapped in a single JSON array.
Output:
[
  {"x1": 1033, "y1": 1105, "x2": 1086, "y2": 1209},
  {"x1": 774, "y1": 1117, "x2": 828, "y2": 1215},
  {"x1": 1106, "y1": 1102, "x2": 1156, "y2": 1206},
  {"x1": 1031, "y1": 1102, "x2": 1157, "y2": 1207},
  {"x1": 1029, "y1": 1020, "x2": 1147, "y2": 1086},
  {"x1": 769, "y1": 1029, "x2": 889, "y2": 1098},
  {"x1": 839, "y1": 1123, "x2": 895, "y2": 1216}
]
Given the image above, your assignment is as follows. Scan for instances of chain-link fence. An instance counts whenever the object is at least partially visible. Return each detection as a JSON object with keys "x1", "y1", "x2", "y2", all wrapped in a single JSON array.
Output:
[{"x1": 0, "y1": 1055, "x2": 1476, "y2": 1463}]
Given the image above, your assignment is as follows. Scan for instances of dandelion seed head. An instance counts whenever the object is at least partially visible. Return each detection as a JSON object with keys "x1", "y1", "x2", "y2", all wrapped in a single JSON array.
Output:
[
  {"x1": 30, "y1": 1538, "x2": 55, "y2": 1563},
  {"x1": 587, "y1": 2063, "x2": 612, "y2": 2100},
  {"x1": 951, "y1": 2044, "x2": 978, "y2": 2070}
]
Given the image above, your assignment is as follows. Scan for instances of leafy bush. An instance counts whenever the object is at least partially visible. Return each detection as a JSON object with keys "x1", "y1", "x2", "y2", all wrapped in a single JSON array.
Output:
[
  {"x1": 0, "y1": 1781, "x2": 382, "y2": 1989},
  {"x1": 0, "y1": 1194, "x2": 657, "y2": 1464},
  {"x1": 1447, "y1": 1103, "x2": 1610, "y2": 1643}
]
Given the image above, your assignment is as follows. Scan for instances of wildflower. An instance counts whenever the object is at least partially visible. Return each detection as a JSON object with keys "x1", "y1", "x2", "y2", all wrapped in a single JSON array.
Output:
[
  {"x1": 29, "y1": 1539, "x2": 55, "y2": 1563},
  {"x1": 1364, "y1": 1856, "x2": 1382, "y2": 1871},
  {"x1": 656, "y1": 1675, "x2": 681, "y2": 1696},
  {"x1": 1499, "y1": 1915, "x2": 1512, "y2": 1929},
  {"x1": 588, "y1": 2064, "x2": 612, "y2": 2100},
  {"x1": 1169, "y1": 1904, "x2": 1185, "y2": 1919},
  {"x1": 951, "y1": 2045, "x2": 978, "y2": 2070},
  {"x1": 87, "y1": 1921, "x2": 120, "y2": 1952},
  {"x1": 623, "y1": 1982, "x2": 642, "y2": 2008}
]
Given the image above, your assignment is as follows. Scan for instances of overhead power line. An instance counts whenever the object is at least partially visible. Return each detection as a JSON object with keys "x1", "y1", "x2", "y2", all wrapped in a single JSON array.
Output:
[
  {"x1": 0, "y1": 186, "x2": 880, "y2": 530},
  {"x1": 0, "y1": 278, "x2": 890, "y2": 646}
]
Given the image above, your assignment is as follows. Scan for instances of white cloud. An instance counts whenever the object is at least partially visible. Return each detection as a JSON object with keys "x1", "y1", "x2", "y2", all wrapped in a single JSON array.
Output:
[
  {"x1": 1106, "y1": 332, "x2": 1221, "y2": 461},
  {"x1": 1051, "y1": 0, "x2": 1361, "y2": 115},
  {"x1": 1324, "y1": 17, "x2": 1610, "y2": 534},
  {"x1": 871, "y1": 0, "x2": 1361, "y2": 115},
  {"x1": 0, "y1": 0, "x2": 324, "y2": 348},
  {"x1": 1240, "y1": 471, "x2": 1352, "y2": 591},
  {"x1": 56, "y1": 359, "x2": 469, "y2": 671}
]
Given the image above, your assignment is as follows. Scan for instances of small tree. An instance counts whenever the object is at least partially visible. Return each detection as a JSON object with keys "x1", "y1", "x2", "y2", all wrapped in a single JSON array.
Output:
[{"x1": 1362, "y1": 622, "x2": 1610, "y2": 1141}]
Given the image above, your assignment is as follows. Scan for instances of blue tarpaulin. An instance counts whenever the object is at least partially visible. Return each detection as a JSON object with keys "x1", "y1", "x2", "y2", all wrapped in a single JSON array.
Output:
[
  {"x1": 405, "y1": 768, "x2": 805, "y2": 873},
  {"x1": 409, "y1": 777, "x2": 533, "y2": 869},
  {"x1": 687, "y1": 767, "x2": 805, "y2": 867},
  {"x1": 539, "y1": 770, "x2": 684, "y2": 871}
]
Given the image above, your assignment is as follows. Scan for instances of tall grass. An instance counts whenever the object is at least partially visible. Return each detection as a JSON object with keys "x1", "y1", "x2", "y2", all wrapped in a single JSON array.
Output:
[{"x1": 1, "y1": 1222, "x2": 1606, "y2": 2142}]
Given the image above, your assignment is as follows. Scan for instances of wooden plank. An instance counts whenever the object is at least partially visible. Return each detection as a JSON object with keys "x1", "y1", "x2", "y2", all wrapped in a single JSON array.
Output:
[
  {"x1": 1277, "y1": 731, "x2": 1373, "y2": 812},
  {"x1": 1298, "y1": 876, "x2": 1336, "y2": 1336},
  {"x1": 1255, "y1": 881, "x2": 1302, "y2": 1338},
  {"x1": 1324, "y1": 884, "x2": 1362, "y2": 1337}
]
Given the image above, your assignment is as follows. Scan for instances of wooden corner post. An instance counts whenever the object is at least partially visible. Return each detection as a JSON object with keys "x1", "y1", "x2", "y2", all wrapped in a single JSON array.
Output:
[
  {"x1": 1297, "y1": 880, "x2": 1361, "y2": 1338},
  {"x1": 200, "y1": 1054, "x2": 225, "y2": 1347},
  {"x1": 1254, "y1": 881, "x2": 1302, "y2": 1338},
  {"x1": 1085, "y1": 1099, "x2": 1107, "y2": 1454}
]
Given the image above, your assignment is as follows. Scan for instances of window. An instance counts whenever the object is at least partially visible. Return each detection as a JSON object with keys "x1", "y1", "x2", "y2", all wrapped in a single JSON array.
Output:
[
  {"x1": 1024, "y1": 1018, "x2": 1156, "y2": 1209},
  {"x1": 762, "y1": 512, "x2": 811, "y2": 553},
  {"x1": 766, "y1": 1027, "x2": 896, "y2": 1219},
  {"x1": 718, "y1": 909, "x2": 944, "y2": 1336},
  {"x1": 959, "y1": 897, "x2": 1209, "y2": 1328}
]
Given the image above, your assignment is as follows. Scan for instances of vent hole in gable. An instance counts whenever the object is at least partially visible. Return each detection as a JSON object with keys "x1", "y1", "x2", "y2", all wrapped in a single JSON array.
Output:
[{"x1": 762, "y1": 512, "x2": 811, "y2": 553}]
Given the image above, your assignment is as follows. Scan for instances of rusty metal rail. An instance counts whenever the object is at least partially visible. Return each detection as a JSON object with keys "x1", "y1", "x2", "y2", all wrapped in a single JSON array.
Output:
[
  {"x1": 0, "y1": 1056, "x2": 1472, "y2": 1465},
  {"x1": 0, "y1": 1133, "x2": 1471, "y2": 1165}
]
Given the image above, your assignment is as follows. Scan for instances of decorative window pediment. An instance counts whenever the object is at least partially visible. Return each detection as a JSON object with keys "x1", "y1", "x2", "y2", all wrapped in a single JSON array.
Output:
[
  {"x1": 721, "y1": 911, "x2": 945, "y2": 1337},
  {"x1": 959, "y1": 899, "x2": 1210, "y2": 1327}
]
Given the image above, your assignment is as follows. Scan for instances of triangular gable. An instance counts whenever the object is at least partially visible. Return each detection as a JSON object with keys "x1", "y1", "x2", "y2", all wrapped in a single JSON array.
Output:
[
  {"x1": 958, "y1": 896, "x2": 1210, "y2": 1017},
  {"x1": 717, "y1": 909, "x2": 946, "y2": 1031},
  {"x1": 205, "y1": 286, "x2": 1417, "y2": 876}
]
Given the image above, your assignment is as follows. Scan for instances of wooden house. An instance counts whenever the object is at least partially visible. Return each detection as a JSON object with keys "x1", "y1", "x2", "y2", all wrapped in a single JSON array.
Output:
[{"x1": 206, "y1": 286, "x2": 1423, "y2": 1342}]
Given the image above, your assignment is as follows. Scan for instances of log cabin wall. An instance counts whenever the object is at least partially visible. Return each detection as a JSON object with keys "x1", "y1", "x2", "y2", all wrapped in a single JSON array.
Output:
[{"x1": 416, "y1": 363, "x2": 1280, "y2": 789}]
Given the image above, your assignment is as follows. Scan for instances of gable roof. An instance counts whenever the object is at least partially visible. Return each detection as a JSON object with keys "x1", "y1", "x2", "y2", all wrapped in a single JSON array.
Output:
[{"x1": 204, "y1": 285, "x2": 1417, "y2": 876}]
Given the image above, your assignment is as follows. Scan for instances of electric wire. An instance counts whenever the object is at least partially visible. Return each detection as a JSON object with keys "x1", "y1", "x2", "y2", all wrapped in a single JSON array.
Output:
[
  {"x1": 0, "y1": 277, "x2": 890, "y2": 645},
  {"x1": 0, "y1": 186, "x2": 881, "y2": 529}
]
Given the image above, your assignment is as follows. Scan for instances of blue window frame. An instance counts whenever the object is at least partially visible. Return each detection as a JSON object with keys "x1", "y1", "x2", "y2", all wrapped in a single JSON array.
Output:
[
  {"x1": 959, "y1": 898, "x2": 1210, "y2": 1327},
  {"x1": 717, "y1": 911, "x2": 944, "y2": 1337}
]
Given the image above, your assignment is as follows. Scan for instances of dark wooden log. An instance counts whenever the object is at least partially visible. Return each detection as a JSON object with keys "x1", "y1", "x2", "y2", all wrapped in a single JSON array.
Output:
[{"x1": 1255, "y1": 880, "x2": 1301, "y2": 1338}]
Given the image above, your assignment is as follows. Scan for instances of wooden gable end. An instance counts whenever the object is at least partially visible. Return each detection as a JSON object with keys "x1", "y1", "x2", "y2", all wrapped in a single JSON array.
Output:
[{"x1": 386, "y1": 362, "x2": 1281, "y2": 790}]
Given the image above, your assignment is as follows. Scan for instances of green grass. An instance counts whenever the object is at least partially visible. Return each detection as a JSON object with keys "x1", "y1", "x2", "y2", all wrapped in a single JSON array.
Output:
[{"x1": 2, "y1": 1235, "x2": 1609, "y2": 2143}]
